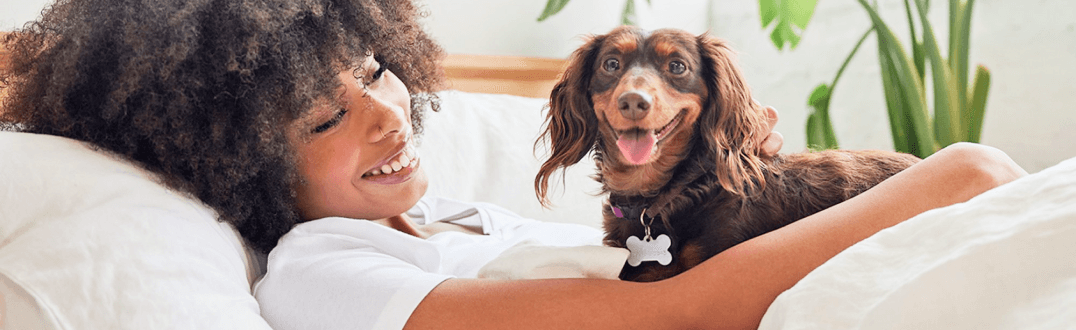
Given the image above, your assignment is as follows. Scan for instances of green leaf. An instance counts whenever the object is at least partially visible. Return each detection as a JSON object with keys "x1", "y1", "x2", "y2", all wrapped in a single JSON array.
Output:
[
  {"x1": 621, "y1": 0, "x2": 636, "y2": 25},
  {"x1": 769, "y1": 22, "x2": 802, "y2": 50},
  {"x1": 537, "y1": 0, "x2": 572, "y2": 22},
  {"x1": 806, "y1": 114, "x2": 830, "y2": 151},
  {"x1": 789, "y1": 0, "x2": 819, "y2": 29},
  {"x1": 951, "y1": 0, "x2": 976, "y2": 114},
  {"x1": 949, "y1": 0, "x2": 960, "y2": 47},
  {"x1": 760, "y1": 0, "x2": 779, "y2": 26},
  {"x1": 806, "y1": 84, "x2": 839, "y2": 150},
  {"x1": 966, "y1": 65, "x2": 990, "y2": 142},
  {"x1": 913, "y1": 0, "x2": 962, "y2": 148},
  {"x1": 876, "y1": 36, "x2": 913, "y2": 154},
  {"x1": 806, "y1": 112, "x2": 823, "y2": 150},
  {"x1": 913, "y1": 41, "x2": 926, "y2": 82},
  {"x1": 903, "y1": 0, "x2": 926, "y2": 81},
  {"x1": 761, "y1": 0, "x2": 818, "y2": 50},
  {"x1": 858, "y1": 0, "x2": 935, "y2": 157},
  {"x1": 808, "y1": 83, "x2": 831, "y2": 106}
]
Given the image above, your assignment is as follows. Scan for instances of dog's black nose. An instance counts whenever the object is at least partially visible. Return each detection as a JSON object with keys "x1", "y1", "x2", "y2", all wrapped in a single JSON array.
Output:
[{"x1": 617, "y1": 91, "x2": 652, "y2": 120}]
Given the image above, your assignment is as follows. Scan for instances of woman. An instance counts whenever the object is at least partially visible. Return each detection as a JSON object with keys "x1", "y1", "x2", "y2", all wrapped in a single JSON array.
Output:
[{"x1": 0, "y1": 0, "x2": 1027, "y2": 329}]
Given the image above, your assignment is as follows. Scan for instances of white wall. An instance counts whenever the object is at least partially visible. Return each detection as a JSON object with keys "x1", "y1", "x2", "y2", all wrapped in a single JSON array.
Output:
[
  {"x1": 419, "y1": 0, "x2": 713, "y2": 58},
  {"x1": 0, "y1": 0, "x2": 48, "y2": 30},
  {"x1": 4, "y1": 0, "x2": 1074, "y2": 172}
]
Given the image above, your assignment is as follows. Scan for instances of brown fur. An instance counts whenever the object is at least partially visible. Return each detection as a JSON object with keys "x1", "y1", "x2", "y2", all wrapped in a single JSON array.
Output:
[{"x1": 535, "y1": 26, "x2": 920, "y2": 282}]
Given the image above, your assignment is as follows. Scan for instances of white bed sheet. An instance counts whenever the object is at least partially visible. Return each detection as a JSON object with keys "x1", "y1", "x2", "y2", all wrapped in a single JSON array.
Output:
[{"x1": 760, "y1": 156, "x2": 1076, "y2": 329}]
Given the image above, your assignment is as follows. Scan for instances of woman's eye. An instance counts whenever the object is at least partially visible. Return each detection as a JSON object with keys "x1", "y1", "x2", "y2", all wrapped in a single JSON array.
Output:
[
  {"x1": 311, "y1": 109, "x2": 348, "y2": 134},
  {"x1": 668, "y1": 61, "x2": 686, "y2": 75},
  {"x1": 365, "y1": 65, "x2": 386, "y2": 86},
  {"x1": 603, "y1": 58, "x2": 620, "y2": 72}
]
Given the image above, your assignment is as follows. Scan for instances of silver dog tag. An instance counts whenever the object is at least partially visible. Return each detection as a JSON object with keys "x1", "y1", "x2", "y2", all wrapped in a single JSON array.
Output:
[{"x1": 625, "y1": 234, "x2": 672, "y2": 266}]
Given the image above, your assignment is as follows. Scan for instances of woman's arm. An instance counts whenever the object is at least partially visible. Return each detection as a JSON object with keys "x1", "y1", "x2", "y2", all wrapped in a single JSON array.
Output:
[
  {"x1": 405, "y1": 143, "x2": 1027, "y2": 330},
  {"x1": 668, "y1": 142, "x2": 1027, "y2": 329}
]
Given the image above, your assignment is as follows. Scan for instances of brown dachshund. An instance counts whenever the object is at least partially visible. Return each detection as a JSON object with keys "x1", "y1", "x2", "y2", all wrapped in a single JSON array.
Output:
[{"x1": 535, "y1": 26, "x2": 920, "y2": 282}]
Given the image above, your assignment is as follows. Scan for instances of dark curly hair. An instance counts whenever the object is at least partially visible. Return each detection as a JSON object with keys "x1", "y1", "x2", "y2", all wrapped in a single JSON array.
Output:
[{"x1": 0, "y1": 0, "x2": 445, "y2": 253}]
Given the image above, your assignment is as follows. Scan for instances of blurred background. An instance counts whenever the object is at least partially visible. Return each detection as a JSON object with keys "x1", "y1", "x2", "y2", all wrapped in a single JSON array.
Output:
[{"x1": 4, "y1": 0, "x2": 1074, "y2": 173}]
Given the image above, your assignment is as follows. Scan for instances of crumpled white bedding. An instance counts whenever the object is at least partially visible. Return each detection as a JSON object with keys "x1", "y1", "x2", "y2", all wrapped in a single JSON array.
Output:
[
  {"x1": 759, "y1": 156, "x2": 1076, "y2": 330},
  {"x1": 477, "y1": 240, "x2": 629, "y2": 280}
]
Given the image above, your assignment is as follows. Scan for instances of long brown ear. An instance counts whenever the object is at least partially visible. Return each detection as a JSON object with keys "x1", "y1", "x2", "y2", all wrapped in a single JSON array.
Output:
[
  {"x1": 696, "y1": 34, "x2": 769, "y2": 196},
  {"x1": 534, "y1": 35, "x2": 606, "y2": 207}
]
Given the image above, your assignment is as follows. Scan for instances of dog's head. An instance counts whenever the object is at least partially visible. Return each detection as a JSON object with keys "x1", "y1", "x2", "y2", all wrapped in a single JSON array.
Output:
[{"x1": 535, "y1": 26, "x2": 770, "y2": 205}]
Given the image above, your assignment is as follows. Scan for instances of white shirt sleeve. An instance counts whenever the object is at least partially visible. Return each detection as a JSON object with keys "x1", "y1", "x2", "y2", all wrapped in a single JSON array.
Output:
[
  {"x1": 253, "y1": 218, "x2": 451, "y2": 330},
  {"x1": 253, "y1": 197, "x2": 607, "y2": 330}
]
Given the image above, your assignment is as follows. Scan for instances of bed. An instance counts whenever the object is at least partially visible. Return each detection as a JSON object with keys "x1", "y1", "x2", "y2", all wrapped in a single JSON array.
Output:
[{"x1": 2, "y1": 43, "x2": 1075, "y2": 329}]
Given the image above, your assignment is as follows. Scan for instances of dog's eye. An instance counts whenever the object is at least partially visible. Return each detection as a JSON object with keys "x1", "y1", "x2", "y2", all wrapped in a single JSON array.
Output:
[
  {"x1": 669, "y1": 60, "x2": 687, "y2": 75},
  {"x1": 603, "y1": 58, "x2": 620, "y2": 72}
]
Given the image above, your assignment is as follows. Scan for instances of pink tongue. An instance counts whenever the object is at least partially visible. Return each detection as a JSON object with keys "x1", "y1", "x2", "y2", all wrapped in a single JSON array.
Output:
[{"x1": 616, "y1": 132, "x2": 656, "y2": 165}]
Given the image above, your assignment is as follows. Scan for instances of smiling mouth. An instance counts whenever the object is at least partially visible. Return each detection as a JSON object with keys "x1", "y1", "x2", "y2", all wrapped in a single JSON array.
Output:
[
  {"x1": 362, "y1": 144, "x2": 419, "y2": 178},
  {"x1": 613, "y1": 110, "x2": 685, "y2": 165},
  {"x1": 614, "y1": 110, "x2": 685, "y2": 141}
]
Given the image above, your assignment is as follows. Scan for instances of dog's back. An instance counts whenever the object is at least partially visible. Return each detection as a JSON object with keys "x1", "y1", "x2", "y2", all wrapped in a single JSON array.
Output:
[{"x1": 615, "y1": 149, "x2": 919, "y2": 282}]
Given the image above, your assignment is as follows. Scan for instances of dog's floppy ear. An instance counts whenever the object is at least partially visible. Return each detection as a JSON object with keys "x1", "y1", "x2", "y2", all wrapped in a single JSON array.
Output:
[
  {"x1": 534, "y1": 34, "x2": 606, "y2": 207},
  {"x1": 696, "y1": 34, "x2": 769, "y2": 196}
]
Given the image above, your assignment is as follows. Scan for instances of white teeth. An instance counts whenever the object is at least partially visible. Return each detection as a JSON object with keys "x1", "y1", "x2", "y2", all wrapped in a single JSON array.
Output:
[{"x1": 364, "y1": 145, "x2": 422, "y2": 177}]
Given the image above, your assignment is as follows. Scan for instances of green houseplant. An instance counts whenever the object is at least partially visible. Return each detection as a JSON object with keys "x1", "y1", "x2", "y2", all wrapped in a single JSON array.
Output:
[{"x1": 806, "y1": 0, "x2": 990, "y2": 158}]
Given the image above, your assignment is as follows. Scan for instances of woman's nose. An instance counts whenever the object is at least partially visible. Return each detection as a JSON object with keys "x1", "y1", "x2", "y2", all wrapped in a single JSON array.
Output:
[{"x1": 364, "y1": 102, "x2": 410, "y2": 144}]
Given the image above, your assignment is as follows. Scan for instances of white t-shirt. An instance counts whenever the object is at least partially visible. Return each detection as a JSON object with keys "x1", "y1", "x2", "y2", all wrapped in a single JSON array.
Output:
[{"x1": 253, "y1": 197, "x2": 605, "y2": 330}]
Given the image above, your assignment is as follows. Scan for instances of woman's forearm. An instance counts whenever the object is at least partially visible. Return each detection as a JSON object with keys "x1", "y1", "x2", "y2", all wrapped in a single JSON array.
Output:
[
  {"x1": 408, "y1": 277, "x2": 682, "y2": 330},
  {"x1": 667, "y1": 143, "x2": 1027, "y2": 329},
  {"x1": 407, "y1": 143, "x2": 1025, "y2": 330}
]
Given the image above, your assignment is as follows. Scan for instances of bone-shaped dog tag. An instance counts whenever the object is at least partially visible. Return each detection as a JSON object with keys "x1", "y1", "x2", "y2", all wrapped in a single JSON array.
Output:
[{"x1": 625, "y1": 234, "x2": 672, "y2": 266}]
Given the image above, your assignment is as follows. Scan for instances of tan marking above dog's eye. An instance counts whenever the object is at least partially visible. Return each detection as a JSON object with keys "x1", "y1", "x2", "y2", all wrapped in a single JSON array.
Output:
[
  {"x1": 669, "y1": 60, "x2": 686, "y2": 75},
  {"x1": 603, "y1": 58, "x2": 620, "y2": 72}
]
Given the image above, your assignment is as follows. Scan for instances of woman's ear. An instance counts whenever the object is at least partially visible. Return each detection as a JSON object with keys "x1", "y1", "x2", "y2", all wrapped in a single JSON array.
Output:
[
  {"x1": 534, "y1": 35, "x2": 605, "y2": 207},
  {"x1": 696, "y1": 34, "x2": 769, "y2": 196}
]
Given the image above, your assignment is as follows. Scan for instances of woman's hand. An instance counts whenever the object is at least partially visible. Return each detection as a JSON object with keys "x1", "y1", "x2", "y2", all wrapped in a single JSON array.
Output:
[{"x1": 759, "y1": 105, "x2": 783, "y2": 158}]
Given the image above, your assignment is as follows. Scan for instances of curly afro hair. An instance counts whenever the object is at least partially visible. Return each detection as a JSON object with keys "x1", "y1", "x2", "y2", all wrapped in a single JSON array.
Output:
[{"x1": 0, "y1": 0, "x2": 445, "y2": 253}]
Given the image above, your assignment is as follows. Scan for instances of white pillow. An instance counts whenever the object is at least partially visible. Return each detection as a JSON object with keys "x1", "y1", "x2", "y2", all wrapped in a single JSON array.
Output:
[
  {"x1": 0, "y1": 132, "x2": 271, "y2": 330},
  {"x1": 419, "y1": 91, "x2": 606, "y2": 229}
]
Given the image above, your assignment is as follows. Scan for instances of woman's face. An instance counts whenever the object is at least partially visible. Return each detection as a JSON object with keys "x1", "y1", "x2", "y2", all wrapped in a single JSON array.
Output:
[{"x1": 289, "y1": 57, "x2": 427, "y2": 221}]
